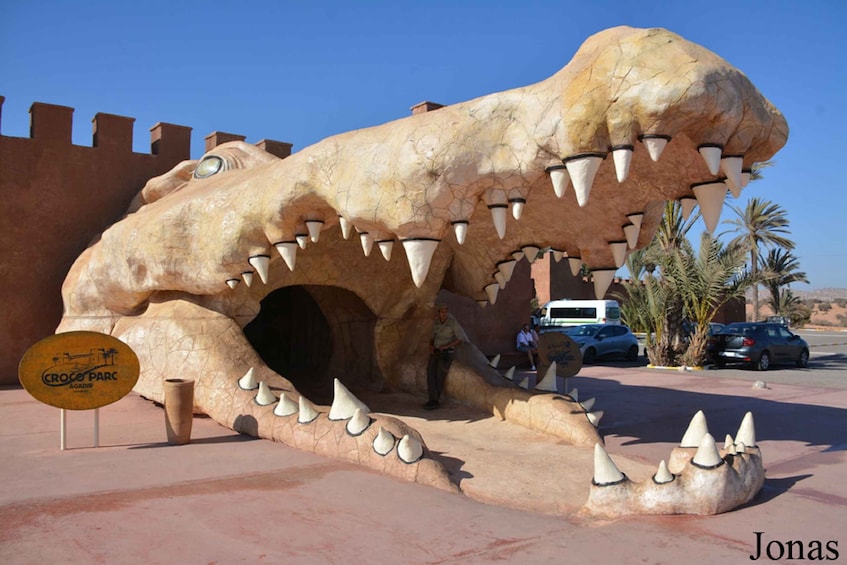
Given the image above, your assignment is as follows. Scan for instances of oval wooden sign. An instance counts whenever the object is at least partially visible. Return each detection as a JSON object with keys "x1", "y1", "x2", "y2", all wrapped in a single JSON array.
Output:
[
  {"x1": 19, "y1": 331, "x2": 140, "y2": 410},
  {"x1": 537, "y1": 331, "x2": 583, "y2": 379}
]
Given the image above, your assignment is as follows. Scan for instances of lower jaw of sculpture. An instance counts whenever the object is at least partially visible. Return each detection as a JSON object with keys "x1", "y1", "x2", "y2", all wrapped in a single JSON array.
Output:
[
  {"x1": 64, "y1": 298, "x2": 765, "y2": 518},
  {"x1": 583, "y1": 447, "x2": 765, "y2": 518}
]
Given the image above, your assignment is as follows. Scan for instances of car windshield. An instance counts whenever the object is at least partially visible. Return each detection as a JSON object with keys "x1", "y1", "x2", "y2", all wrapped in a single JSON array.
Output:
[{"x1": 564, "y1": 325, "x2": 601, "y2": 337}]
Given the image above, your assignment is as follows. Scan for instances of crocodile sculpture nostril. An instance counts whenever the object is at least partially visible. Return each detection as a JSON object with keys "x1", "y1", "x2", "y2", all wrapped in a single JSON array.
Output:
[{"x1": 55, "y1": 26, "x2": 786, "y2": 517}]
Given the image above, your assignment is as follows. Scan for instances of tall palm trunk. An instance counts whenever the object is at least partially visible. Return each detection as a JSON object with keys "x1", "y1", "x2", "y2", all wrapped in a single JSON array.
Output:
[{"x1": 750, "y1": 248, "x2": 759, "y2": 321}]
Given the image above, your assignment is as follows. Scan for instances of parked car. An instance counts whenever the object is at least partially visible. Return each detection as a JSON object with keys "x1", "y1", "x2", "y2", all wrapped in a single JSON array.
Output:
[
  {"x1": 541, "y1": 323, "x2": 640, "y2": 363},
  {"x1": 682, "y1": 320, "x2": 725, "y2": 341},
  {"x1": 709, "y1": 322, "x2": 809, "y2": 370}
]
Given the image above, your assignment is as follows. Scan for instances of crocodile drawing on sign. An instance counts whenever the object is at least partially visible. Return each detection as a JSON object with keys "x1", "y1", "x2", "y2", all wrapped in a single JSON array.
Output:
[{"x1": 57, "y1": 26, "x2": 786, "y2": 516}]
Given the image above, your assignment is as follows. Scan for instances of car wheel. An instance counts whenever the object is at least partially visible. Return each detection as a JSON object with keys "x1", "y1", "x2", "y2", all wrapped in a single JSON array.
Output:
[
  {"x1": 755, "y1": 351, "x2": 770, "y2": 371},
  {"x1": 715, "y1": 358, "x2": 726, "y2": 368},
  {"x1": 626, "y1": 345, "x2": 638, "y2": 361},
  {"x1": 796, "y1": 349, "x2": 809, "y2": 368},
  {"x1": 583, "y1": 347, "x2": 597, "y2": 364}
]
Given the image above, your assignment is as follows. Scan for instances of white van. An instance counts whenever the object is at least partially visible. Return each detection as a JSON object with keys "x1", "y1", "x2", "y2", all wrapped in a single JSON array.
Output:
[{"x1": 538, "y1": 299, "x2": 621, "y2": 327}]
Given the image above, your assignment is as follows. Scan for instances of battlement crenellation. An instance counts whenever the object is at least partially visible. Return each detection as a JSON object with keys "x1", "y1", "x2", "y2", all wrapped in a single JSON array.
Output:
[{"x1": 0, "y1": 96, "x2": 293, "y2": 159}]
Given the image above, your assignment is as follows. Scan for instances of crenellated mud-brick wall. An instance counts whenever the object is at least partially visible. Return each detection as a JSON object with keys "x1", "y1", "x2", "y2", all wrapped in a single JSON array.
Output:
[{"x1": 0, "y1": 96, "x2": 292, "y2": 385}]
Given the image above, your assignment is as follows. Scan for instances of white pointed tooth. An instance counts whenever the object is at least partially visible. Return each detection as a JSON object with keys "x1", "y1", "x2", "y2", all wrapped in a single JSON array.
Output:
[
  {"x1": 623, "y1": 224, "x2": 640, "y2": 249},
  {"x1": 274, "y1": 242, "x2": 297, "y2": 271},
  {"x1": 548, "y1": 166, "x2": 570, "y2": 198},
  {"x1": 248, "y1": 255, "x2": 270, "y2": 285},
  {"x1": 721, "y1": 156, "x2": 744, "y2": 197},
  {"x1": 451, "y1": 221, "x2": 468, "y2": 245},
  {"x1": 653, "y1": 460, "x2": 674, "y2": 484},
  {"x1": 736, "y1": 441, "x2": 747, "y2": 453},
  {"x1": 504, "y1": 366, "x2": 516, "y2": 380},
  {"x1": 693, "y1": 433, "x2": 724, "y2": 467},
  {"x1": 611, "y1": 145, "x2": 633, "y2": 183},
  {"x1": 328, "y1": 378, "x2": 371, "y2": 421},
  {"x1": 610, "y1": 242, "x2": 628, "y2": 268},
  {"x1": 735, "y1": 411, "x2": 756, "y2": 448},
  {"x1": 346, "y1": 408, "x2": 372, "y2": 436},
  {"x1": 225, "y1": 278, "x2": 240, "y2": 290},
  {"x1": 627, "y1": 212, "x2": 643, "y2": 230},
  {"x1": 488, "y1": 354, "x2": 501, "y2": 368},
  {"x1": 680, "y1": 197, "x2": 698, "y2": 220},
  {"x1": 497, "y1": 260, "x2": 516, "y2": 282},
  {"x1": 724, "y1": 434, "x2": 735, "y2": 451},
  {"x1": 373, "y1": 427, "x2": 396, "y2": 456},
  {"x1": 476, "y1": 300, "x2": 488, "y2": 308},
  {"x1": 698, "y1": 144, "x2": 723, "y2": 175},
  {"x1": 522, "y1": 246, "x2": 540, "y2": 263},
  {"x1": 592, "y1": 269, "x2": 615, "y2": 299},
  {"x1": 306, "y1": 220, "x2": 324, "y2": 242},
  {"x1": 692, "y1": 181, "x2": 727, "y2": 234},
  {"x1": 241, "y1": 271, "x2": 254, "y2": 287},
  {"x1": 568, "y1": 257, "x2": 582, "y2": 277},
  {"x1": 512, "y1": 251, "x2": 525, "y2": 262},
  {"x1": 565, "y1": 155, "x2": 604, "y2": 207},
  {"x1": 536, "y1": 362, "x2": 558, "y2": 391},
  {"x1": 298, "y1": 396, "x2": 319, "y2": 424},
  {"x1": 296, "y1": 234, "x2": 309, "y2": 249},
  {"x1": 581, "y1": 397, "x2": 596, "y2": 412},
  {"x1": 359, "y1": 233, "x2": 373, "y2": 256},
  {"x1": 741, "y1": 169, "x2": 752, "y2": 188},
  {"x1": 238, "y1": 367, "x2": 258, "y2": 390},
  {"x1": 587, "y1": 410, "x2": 604, "y2": 427},
  {"x1": 568, "y1": 388, "x2": 579, "y2": 402},
  {"x1": 489, "y1": 205, "x2": 508, "y2": 239},
  {"x1": 255, "y1": 381, "x2": 277, "y2": 406},
  {"x1": 510, "y1": 199, "x2": 525, "y2": 220},
  {"x1": 552, "y1": 250, "x2": 564, "y2": 262},
  {"x1": 378, "y1": 240, "x2": 394, "y2": 261},
  {"x1": 640, "y1": 135, "x2": 670, "y2": 162},
  {"x1": 494, "y1": 271, "x2": 507, "y2": 289},
  {"x1": 484, "y1": 283, "x2": 499, "y2": 305},
  {"x1": 273, "y1": 393, "x2": 299, "y2": 417},
  {"x1": 401, "y1": 239, "x2": 439, "y2": 288},
  {"x1": 338, "y1": 216, "x2": 352, "y2": 240},
  {"x1": 680, "y1": 410, "x2": 709, "y2": 448},
  {"x1": 397, "y1": 434, "x2": 424, "y2": 464},
  {"x1": 593, "y1": 443, "x2": 624, "y2": 484}
]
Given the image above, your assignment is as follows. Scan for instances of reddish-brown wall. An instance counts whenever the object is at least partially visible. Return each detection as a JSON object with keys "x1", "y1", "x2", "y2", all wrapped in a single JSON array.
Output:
[{"x1": 0, "y1": 98, "x2": 195, "y2": 384}]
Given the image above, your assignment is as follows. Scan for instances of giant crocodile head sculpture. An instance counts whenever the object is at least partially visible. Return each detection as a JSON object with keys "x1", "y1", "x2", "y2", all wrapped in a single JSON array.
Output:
[{"x1": 57, "y1": 27, "x2": 787, "y2": 516}]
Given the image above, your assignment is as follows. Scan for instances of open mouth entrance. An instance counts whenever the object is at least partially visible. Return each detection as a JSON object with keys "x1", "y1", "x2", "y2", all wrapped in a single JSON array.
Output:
[{"x1": 243, "y1": 285, "x2": 381, "y2": 404}]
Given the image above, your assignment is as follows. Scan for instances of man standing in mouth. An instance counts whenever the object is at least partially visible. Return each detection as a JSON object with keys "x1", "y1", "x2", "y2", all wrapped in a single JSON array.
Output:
[{"x1": 423, "y1": 304, "x2": 468, "y2": 410}]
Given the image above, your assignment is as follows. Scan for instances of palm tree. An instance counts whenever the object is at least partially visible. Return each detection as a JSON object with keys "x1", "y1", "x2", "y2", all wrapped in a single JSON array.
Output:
[
  {"x1": 618, "y1": 202, "x2": 701, "y2": 366},
  {"x1": 669, "y1": 233, "x2": 750, "y2": 365},
  {"x1": 615, "y1": 249, "x2": 650, "y2": 333},
  {"x1": 760, "y1": 248, "x2": 808, "y2": 322},
  {"x1": 644, "y1": 201, "x2": 700, "y2": 364},
  {"x1": 724, "y1": 198, "x2": 795, "y2": 321}
]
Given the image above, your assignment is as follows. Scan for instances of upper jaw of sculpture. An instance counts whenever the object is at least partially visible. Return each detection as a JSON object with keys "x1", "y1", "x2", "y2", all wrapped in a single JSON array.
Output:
[{"x1": 57, "y1": 26, "x2": 786, "y2": 516}]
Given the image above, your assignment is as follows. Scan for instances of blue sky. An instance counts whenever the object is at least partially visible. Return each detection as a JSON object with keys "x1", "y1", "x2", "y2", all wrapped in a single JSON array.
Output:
[{"x1": 2, "y1": 1, "x2": 845, "y2": 289}]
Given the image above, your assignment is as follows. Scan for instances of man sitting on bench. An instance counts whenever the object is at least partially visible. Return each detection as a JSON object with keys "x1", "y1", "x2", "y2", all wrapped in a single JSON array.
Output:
[{"x1": 516, "y1": 323, "x2": 538, "y2": 371}]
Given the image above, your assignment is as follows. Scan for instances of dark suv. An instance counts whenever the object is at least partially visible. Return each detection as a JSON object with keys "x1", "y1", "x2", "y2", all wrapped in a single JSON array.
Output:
[{"x1": 709, "y1": 322, "x2": 809, "y2": 370}]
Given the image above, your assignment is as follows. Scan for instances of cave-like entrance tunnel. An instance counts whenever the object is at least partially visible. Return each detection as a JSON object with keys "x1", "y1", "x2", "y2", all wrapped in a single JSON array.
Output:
[{"x1": 243, "y1": 285, "x2": 382, "y2": 404}]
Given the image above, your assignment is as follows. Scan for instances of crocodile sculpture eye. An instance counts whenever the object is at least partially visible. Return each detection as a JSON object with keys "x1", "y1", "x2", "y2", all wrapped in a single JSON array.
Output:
[{"x1": 194, "y1": 155, "x2": 225, "y2": 179}]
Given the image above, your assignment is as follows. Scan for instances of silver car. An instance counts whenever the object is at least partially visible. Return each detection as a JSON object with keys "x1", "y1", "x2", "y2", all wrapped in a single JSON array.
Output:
[{"x1": 542, "y1": 323, "x2": 640, "y2": 364}]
